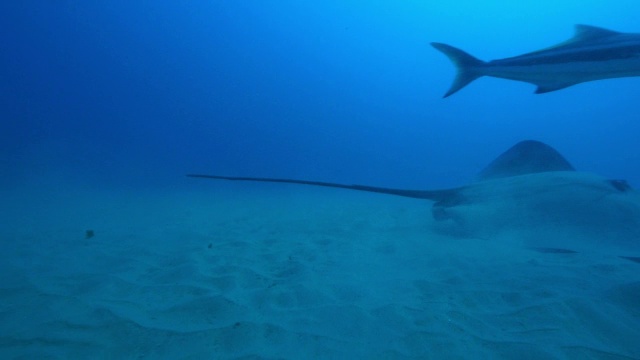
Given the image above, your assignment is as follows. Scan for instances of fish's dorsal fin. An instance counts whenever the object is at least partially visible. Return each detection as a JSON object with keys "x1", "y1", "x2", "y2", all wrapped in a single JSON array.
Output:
[
  {"x1": 573, "y1": 24, "x2": 620, "y2": 41},
  {"x1": 515, "y1": 25, "x2": 621, "y2": 58},
  {"x1": 477, "y1": 140, "x2": 575, "y2": 180}
]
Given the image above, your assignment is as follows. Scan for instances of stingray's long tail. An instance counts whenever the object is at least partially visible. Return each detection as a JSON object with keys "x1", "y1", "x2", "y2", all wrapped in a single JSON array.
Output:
[{"x1": 187, "y1": 174, "x2": 452, "y2": 201}]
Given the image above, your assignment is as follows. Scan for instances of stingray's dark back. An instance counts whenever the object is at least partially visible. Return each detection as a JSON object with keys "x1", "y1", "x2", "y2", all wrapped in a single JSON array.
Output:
[{"x1": 477, "y1": 140, "x2": 575, "y2": 180}]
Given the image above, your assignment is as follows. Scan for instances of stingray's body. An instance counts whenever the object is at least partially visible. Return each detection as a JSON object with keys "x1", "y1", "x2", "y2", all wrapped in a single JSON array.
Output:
[{"x1": 188, "y1": 140, "x2": 640, "y2": 262}]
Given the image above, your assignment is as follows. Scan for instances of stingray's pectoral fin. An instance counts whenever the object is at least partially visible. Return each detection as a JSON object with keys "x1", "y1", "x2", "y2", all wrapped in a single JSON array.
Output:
[
  {"x1": 619, "y1": 256, "x2": 640, "y2": 264},
  {"x1": 529, "y1": 247, "x2": 579, "y2": 254}
]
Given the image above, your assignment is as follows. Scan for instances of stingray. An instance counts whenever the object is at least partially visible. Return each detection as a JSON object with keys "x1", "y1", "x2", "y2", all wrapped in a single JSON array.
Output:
[{"x1": 188, "y1": 140, "x2": 640, "y2": 262}]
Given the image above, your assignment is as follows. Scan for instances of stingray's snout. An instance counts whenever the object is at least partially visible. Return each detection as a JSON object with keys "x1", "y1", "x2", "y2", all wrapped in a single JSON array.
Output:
[{"x1": 432, "y1": 206, "x2": 451, "y2": 221}]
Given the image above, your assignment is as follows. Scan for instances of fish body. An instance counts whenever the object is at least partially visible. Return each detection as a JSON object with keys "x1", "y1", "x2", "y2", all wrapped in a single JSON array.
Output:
[{"x1": 432, "y1": 25, "x2": 640, "y2": 97}]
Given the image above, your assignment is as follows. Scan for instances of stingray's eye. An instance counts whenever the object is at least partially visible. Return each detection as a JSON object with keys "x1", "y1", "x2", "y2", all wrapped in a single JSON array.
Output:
[{"x1": 609, "y1": 179, "x2": 632, "y2": 192}]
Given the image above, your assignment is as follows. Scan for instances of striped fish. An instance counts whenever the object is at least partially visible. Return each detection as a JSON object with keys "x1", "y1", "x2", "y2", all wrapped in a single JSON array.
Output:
[{"x1": 432, "y1": 25, "x2": 640, "y2": 97}]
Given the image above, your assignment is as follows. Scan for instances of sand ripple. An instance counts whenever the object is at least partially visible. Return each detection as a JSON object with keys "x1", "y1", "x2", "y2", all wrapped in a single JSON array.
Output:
[{"x1": 1, "y1": 190, "x2": 639, "y2": 358}]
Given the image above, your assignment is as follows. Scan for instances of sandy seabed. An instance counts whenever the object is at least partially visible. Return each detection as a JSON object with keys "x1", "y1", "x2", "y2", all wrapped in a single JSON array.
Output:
[{"x1": 1, "y1": 184, "x2": 639, "y2": 359}]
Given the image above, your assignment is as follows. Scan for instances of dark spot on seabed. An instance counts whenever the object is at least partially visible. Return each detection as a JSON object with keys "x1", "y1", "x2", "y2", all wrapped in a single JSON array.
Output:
[
  {"x1": 85, "y1": 230, "x2": 94, "y2": 239},
  {"x1": 530, "y1": 247, "x2": 578, "y2": 254},
  {"x1": 619, "y1": 256, "x2": 640, "y2": 264}
]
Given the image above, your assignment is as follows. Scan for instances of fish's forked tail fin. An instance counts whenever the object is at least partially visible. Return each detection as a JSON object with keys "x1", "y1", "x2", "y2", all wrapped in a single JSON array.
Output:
[{"x1": 431, "y1": 42, "x2": 486, "y2": 98}]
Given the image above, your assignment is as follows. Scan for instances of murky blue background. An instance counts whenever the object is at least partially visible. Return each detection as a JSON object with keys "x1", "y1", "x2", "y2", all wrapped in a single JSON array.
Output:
[{"x1": 2, "y1": 1, "x2": 639, "y2": 191}]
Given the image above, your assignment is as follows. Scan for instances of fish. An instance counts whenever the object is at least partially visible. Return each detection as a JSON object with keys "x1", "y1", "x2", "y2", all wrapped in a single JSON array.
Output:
[
  {"x1": 188, "y1": 140, "x2": 640, "y2": 262},
  {"x1": 431, "y1": 25, "x2": 640, "y2": 97}
]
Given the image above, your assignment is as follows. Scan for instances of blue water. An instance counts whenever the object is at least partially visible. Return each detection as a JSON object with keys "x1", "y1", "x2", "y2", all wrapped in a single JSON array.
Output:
[
  {"x1": 3, "y1": 1, "x2": 640, "y2": 191},
  {"x1": 2, "y1": 1, "x2": 640, "y2": 358}
]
